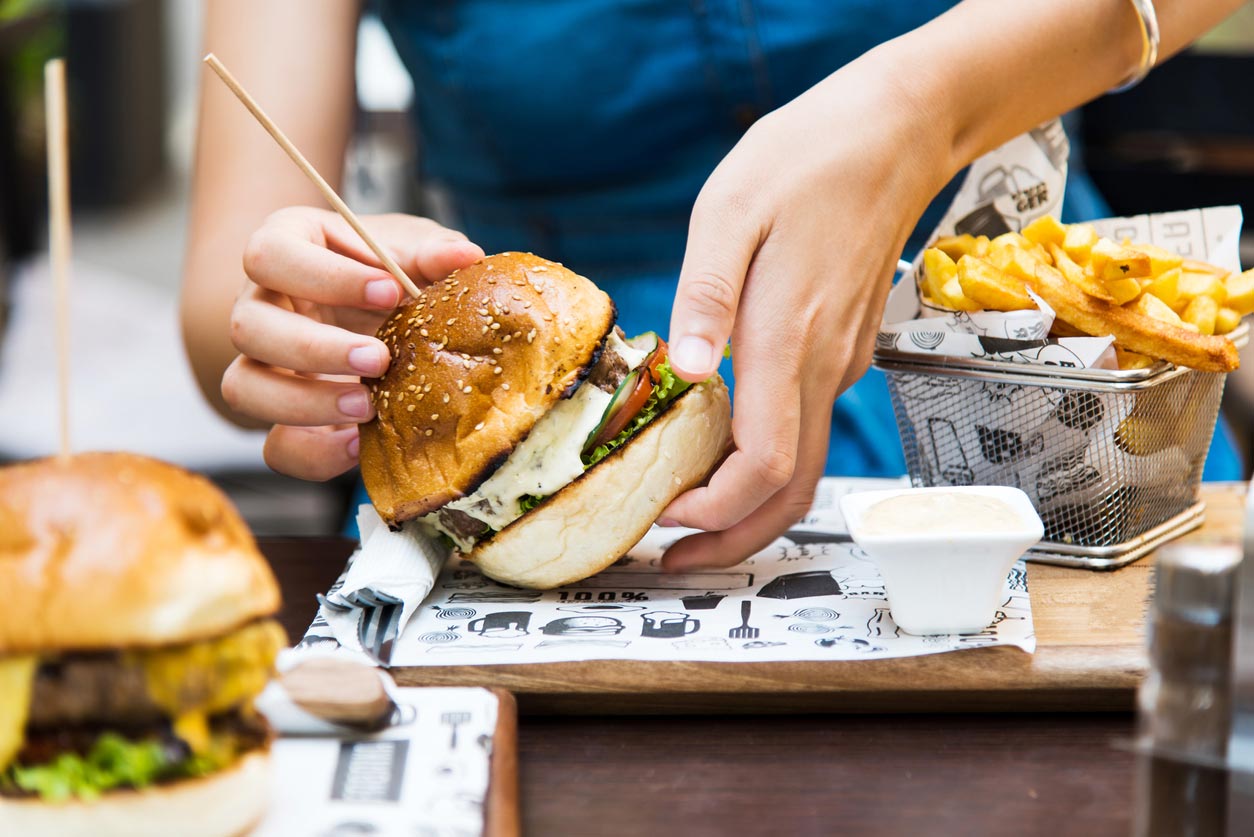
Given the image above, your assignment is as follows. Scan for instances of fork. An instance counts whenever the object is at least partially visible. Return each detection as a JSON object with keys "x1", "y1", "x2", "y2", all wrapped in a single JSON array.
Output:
[
  {"x1": 441, "y1": 711, "x2": 471, "y2": 748},
  {"x1": 728, "y1": 600, "x2": 759, "y2": 639}
]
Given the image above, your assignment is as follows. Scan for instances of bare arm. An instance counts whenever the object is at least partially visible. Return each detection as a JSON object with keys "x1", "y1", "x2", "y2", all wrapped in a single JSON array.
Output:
[
  {"x1": 181, "y1": 0, "x2": 360, "y2": 423},
  {"x1": 922, "y1": 0, "x2": 1246, "y2": 179}
]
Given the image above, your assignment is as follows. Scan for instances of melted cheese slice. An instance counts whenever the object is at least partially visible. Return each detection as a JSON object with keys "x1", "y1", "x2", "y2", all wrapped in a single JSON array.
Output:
[
  {"x1": 431, "y1": 331, "x2": 649, "y2": 547},
  {"x1": 0, "y1": 655, "x2": 36, "y2": 770},
  {"x1": 136, "y1": 619, "x2": 285, "y2": 753},
  {"x1": 440, "y1": 381, "x2": 611, "y2": 538}
]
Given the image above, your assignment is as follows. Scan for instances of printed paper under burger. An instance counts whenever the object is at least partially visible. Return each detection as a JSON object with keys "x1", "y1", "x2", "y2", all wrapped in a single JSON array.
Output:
[{"x1": 301, "y1": 478, "x2": 1034, "y2": 666}]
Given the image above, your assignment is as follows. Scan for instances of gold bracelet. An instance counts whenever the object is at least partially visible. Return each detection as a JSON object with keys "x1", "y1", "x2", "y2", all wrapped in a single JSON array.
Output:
[{"x1": 1110, "y1": 0, "x2": 1160, "y2": 93}]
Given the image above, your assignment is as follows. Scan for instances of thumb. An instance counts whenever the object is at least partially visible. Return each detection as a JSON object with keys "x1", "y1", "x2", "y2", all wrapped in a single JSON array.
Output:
[{"x1": 668, "y1": 190, "x2": 757, "y2": 381}]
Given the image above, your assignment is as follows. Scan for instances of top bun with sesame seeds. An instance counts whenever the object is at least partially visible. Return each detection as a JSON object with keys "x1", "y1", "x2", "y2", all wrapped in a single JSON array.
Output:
[{"x1": 359, "y1": 252, "x2": 615, "y2": 525}]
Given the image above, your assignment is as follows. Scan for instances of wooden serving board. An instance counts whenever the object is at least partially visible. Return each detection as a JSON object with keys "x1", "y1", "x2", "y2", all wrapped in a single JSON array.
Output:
[
  {"x1": 484, "y1": 688, "x2": 520, "y2": 837},
  {"x1": 392, "y1": 485, "x2": 1246, "y2": 715}
]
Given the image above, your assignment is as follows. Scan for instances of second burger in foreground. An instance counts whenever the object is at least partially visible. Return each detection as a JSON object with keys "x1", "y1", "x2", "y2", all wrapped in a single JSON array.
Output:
[
  {"x1": 360, "y1": 252, "x2": 732, "y2": 589},
  {"x1": 0, "y1": 452, "x2": 285, "y2": 837}
]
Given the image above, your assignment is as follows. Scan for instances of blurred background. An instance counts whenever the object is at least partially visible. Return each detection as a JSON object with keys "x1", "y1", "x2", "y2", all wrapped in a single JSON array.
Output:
[{"x1": 0, "y1": 1, "x2": 1252, "y2": 532}]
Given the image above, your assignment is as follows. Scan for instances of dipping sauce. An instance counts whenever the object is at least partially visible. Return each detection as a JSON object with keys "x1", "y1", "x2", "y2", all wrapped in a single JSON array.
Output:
[{"x1": 860, "y1": 492, "x2": 1024, "y2": 536}]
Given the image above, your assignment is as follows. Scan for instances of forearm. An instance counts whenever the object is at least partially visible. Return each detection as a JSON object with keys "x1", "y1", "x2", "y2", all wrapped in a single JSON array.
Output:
[
  {"x1": 181, "y1": 0, "x2": 359, "y2": 423},
  {"x1": 880, "y1": 0, "x2": 1246, "y2": 184}
]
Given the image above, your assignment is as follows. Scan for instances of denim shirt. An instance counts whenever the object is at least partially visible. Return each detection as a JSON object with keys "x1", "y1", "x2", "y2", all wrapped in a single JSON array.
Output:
[{"x1": 371, "y1": 0, "x2": 1240, "y2": 481}]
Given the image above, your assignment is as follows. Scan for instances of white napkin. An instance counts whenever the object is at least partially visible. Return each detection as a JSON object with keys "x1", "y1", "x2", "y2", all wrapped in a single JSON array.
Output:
[{"x1": 315, "y1": 505, "x2": 451, "y2": 660}]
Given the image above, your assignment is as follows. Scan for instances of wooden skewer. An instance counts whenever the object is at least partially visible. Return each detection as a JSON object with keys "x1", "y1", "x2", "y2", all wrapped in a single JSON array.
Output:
[
  {"x1": 44, "y1": 59, "x2": 71, "y2": 460},
  {"x1": 202, "y1": 52, "x2": 420, "y2": 298}
]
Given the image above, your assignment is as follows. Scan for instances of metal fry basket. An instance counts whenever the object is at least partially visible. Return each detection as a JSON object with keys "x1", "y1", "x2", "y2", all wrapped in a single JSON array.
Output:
[{"x1": 874, "y1": 324, "x2": 1247, "y2": 570}]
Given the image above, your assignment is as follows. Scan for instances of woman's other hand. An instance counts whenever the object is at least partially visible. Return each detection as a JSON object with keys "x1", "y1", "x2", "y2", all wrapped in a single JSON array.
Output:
[
  {"x1": 661, "y1": 47, "x2": 953, "y2": 570},
  {"x1": 222, "y1": 208, "x2": 483, "y2": 480}
]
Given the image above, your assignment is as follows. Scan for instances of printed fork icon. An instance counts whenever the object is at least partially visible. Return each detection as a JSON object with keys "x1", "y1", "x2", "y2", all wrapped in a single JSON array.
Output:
[
  {"x1": 442, "y1": 711, "x2": 471, "y2": 748},
  {"x1": 728, "y1": 600, "x2": 759, "y2": 639}
]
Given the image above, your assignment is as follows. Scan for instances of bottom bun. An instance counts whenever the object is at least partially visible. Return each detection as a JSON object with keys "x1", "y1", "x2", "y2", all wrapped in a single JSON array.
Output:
[
  {"x1": 467, "y1": 375, "x2": 732, "y2": 589},
  {"x1": 0, "y1": 749, "x2": 270, "y2": 837}
]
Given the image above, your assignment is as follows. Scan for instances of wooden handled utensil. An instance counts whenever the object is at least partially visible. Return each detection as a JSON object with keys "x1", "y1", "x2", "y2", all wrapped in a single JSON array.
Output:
[{"x1": 279, "y1": 657, "x2": 397, "y2": 731}]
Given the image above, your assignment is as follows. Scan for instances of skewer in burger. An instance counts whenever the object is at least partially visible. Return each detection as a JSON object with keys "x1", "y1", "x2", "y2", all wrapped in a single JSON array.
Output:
[
  {"x1": 0, "y1": 452, "x2": 285, "y2": 837},
  {"x1": 360, "y1": 252, "x2": 732, "y2": 588}
]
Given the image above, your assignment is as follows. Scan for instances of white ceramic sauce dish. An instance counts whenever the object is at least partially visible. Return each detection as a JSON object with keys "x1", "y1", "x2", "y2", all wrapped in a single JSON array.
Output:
[{"x1": 839, "y1": 486, "x2": 1044, "y2": 635}]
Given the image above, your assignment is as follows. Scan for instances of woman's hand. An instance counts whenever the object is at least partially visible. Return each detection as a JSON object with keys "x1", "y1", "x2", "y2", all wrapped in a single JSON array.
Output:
[
  {"x1": 660, "y1": 47, "x2": 954, "y2": 570},
  {"x1": 222, "y1": 207, "x2": 484, "y2": 480}
]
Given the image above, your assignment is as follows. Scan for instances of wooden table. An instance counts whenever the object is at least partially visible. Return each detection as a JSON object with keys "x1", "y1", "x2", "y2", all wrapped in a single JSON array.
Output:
[{"x1": 259, "y1": 486, "x2": 1244, "y2": 835}]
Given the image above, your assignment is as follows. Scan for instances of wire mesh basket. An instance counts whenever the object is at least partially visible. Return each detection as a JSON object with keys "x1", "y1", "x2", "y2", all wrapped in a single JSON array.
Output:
[{"x1": 874, "y1": 325, "x2": 1246, "y2": 569}]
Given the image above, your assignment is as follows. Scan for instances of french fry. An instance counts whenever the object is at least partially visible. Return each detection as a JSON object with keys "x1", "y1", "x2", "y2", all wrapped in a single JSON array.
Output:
[
  {"x1": 1104, "y1": 275, "x2": 1143, "y2": 306},
  {"x1": 920, "y1": 248, "x2": 956, "y2": 303},
  {"x1": 923, "y1": 245, "x2": 982, "y2": 311},
  {"x1": 1062, "y1": 223, "x2": 1098, "y2": 263},
  {"x1": 1021, "y1": 215, "x2": 1067, "y2": 249},
  {"x1": 1047, "y1": 243, "x2": 1115, "y2": 302},
  {"x1": 1224, "y1": 268, "x2": 1254, "y2": 316},
  {"x1": 1029, "y1": 264, "x2": 1239, "y2": 372},
  {"x1": 1049, "y1": 319, "x2": 1089, "y2": 339},
  {"x1": 1115, "y1": 415, "x2": 1176, "y2": 456},
  {"x1": 933, "y1": 235, "x2": 993, "y2": 262},
  {"x1": 1132, "y1": 243, "x2": 1183, "y2": 276},
  {"x1": 956, "y1": 255, "x2": 1034, "y2": 311},
  {"x1": 1091, "y1": 238, "x2": 1152, "y2": 282},
  {"x1": 1183, "y1": 295, "x2": 1219, "y2": 335},
  {"x1": 1131, "y1": 292, "x2": 1185, "y2": 327},
  {"x1": 1216, "y1": 307, "x2": 1241, "y2": 335},
  {"x1": 1003, "y1": 247, "x2": 1046, "y2": 285},
  {"x1": 990, "y1": 232, "x2": 1029, "y2": 250},
  {"x1": 1114, "y1": 346, "x2": 1156, "y2": 370},
  {"x1": 1145, "y1": 267, "x2": 1181, "y2": 308},
  {"x1": 940, "y1": 276, "x2": 981, "y2": 311},
  {"x1": 985, "y1": 240, "x2": 1013, "y2": 271},
  {"x1": 1178, "y1": 270, "x2": 1228, "y2": 307},
  {"x1": 1184, "y1": 258, "x2": 1229, "y2": 277}
]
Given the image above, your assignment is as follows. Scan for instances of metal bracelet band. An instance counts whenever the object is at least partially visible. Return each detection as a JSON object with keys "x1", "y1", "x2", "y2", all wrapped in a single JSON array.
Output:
[{"x1": 1110, "y1": 0, "x2": 1160, "y2": 93}]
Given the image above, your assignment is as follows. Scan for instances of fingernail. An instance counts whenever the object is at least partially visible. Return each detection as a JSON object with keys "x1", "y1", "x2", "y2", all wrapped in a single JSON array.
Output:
[
  {"x1": 365, "y1": 279, "x2": 400, "y2": 308},
  {"x1": 346, "y1": 434, "x2": 360, "y2": 459},
  {"x1": 348, "y1": 345, "x2": 387, "y2": 375},
  {"x1": 338, "y1": 390, "x2": 371, "y2": 419},
  {"x1": 672, "y1": 336, "x2": 714, "y2": 373},
  {"x1": 656, "y1": 517, "x2": 681, "y2": 528}
]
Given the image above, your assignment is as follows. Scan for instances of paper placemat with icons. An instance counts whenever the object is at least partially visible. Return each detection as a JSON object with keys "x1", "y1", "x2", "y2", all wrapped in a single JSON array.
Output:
[
  {"x1": 255, "y1": 681, "x2": 501, "y2": 837},
  {"x1": 299, "y1": 478, "x2": 1035, "y2": 666}
]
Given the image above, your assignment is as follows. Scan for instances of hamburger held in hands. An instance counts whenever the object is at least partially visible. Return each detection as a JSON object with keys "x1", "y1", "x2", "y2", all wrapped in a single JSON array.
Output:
[
  {"x1": 0, "y1": 453, "x2": 285, "y2": 837},
  {"x1": 360, "y1": 252, "x2": 732, "y2": 589}
]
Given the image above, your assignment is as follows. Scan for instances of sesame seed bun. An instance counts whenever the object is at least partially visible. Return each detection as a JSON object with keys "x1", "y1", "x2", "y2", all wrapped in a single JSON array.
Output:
[
  {"x1": 359, "y1": 252, "x2": 615, "y2": 525},
  {"x1": 466, "y1": 375, "x2": 732, "y2": 589},
  {"x1": 0, "y1": 452, "x2": 281, "y2": 654}
]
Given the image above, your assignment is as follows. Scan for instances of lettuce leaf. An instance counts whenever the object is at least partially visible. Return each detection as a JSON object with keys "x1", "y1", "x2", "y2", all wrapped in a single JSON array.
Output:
[
  {"x1": 513, "y1": 358, "x2": 696, "y2": 513},
  {"x1": 518, "y1": 494, "x2": 546, "y2": 514},
  {"x1": 583, "y1": 358, "x2": 691, "y2": 468},
  {"x1": 3, "y1": 731, "x2": 229, "y2": 802}
]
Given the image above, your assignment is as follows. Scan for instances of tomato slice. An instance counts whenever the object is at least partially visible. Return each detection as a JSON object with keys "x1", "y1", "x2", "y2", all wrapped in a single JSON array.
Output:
[
  {"x1": 645, "y1": 337, "x2": 668, "y2": 378},
  {"x1": 586, "y1": 368, "x2": 653, "y2": 453},
  {"x1": 582, "y1": 337, "x2": 672, "y2": 457}
]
